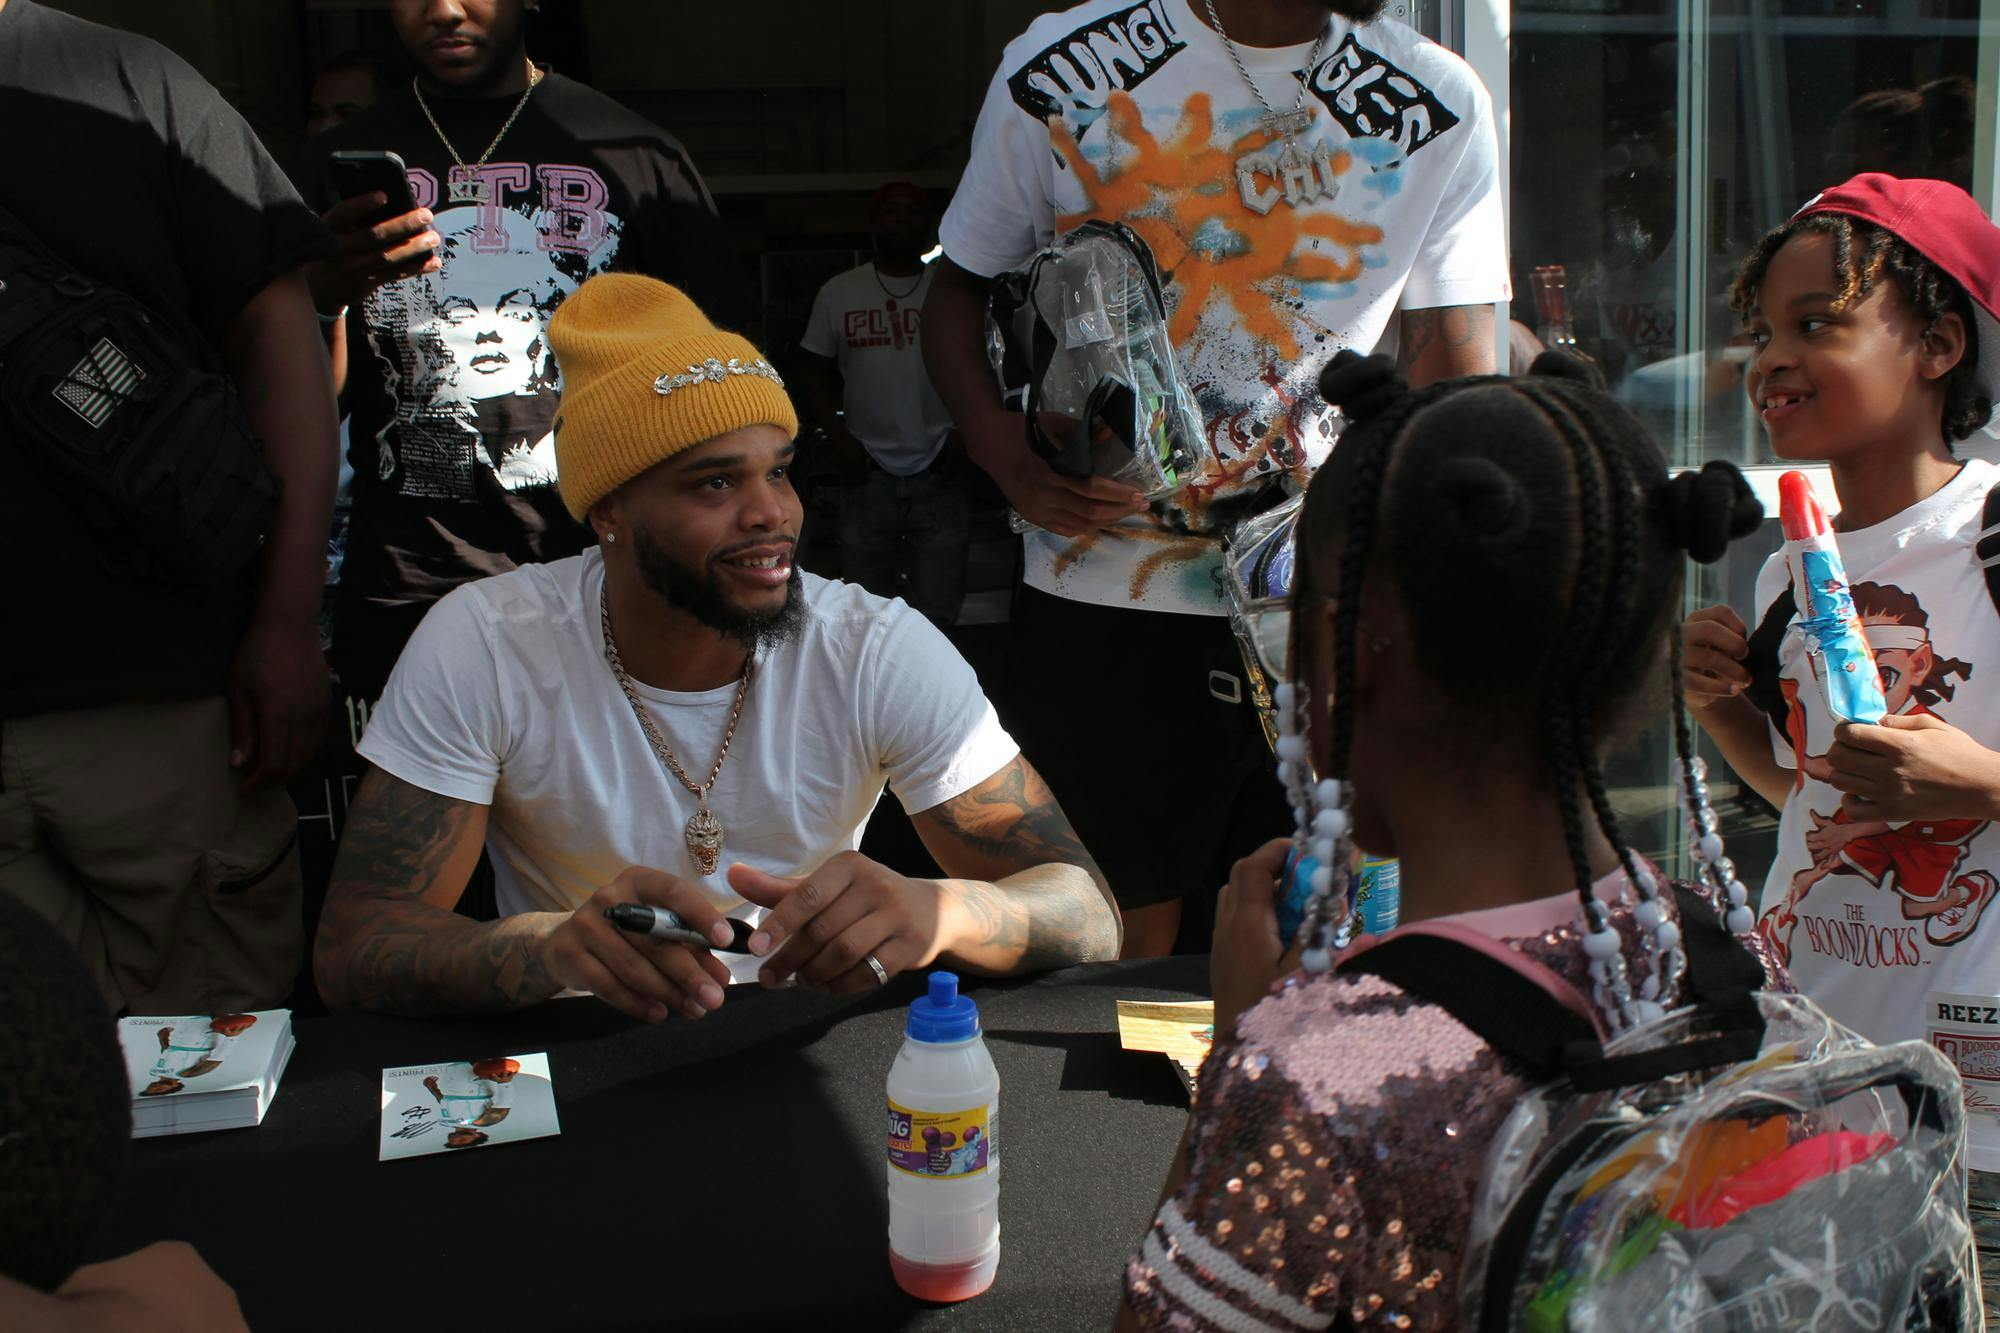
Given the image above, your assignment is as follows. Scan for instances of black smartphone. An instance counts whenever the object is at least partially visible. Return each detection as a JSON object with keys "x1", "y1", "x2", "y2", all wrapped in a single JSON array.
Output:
[{"x1": 328, "y1": 149, "x2": 419, "y2": 227}]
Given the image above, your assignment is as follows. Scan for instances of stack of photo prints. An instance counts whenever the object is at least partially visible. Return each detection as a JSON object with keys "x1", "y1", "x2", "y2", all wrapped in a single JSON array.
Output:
[{"x1": 119, "y1": 1010, "x2": 295, "y2": 1138}]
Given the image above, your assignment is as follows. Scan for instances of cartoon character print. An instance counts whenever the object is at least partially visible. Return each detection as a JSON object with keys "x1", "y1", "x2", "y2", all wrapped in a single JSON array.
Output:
[{"x1": 1759, "y1": 581, "x2": 1995, "y2": 963}]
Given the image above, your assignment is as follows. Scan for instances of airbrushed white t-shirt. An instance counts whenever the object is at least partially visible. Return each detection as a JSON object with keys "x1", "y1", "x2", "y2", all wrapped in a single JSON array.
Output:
[
  {"x1": 1751, "y1": 458, "x2": 2000, "y2": 1170},
  {"x1": 800, "y1": 262, "x2": 956, "y2": 475},
  {"x1": 940, "y1": 0, "x2": 1509, "y2": 614},
  {"x1": 358, "y1": 552, "x2": 1019, "y2": 982}
]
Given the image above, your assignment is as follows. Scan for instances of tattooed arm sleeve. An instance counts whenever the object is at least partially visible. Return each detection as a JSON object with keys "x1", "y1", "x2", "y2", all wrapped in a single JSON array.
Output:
[
  {"x1": 314, "y1": 767, "x2": 564, "y2": 1015},
  {"x1": 1398, "y1": 303, "x2": 1497, "y2": 385},
  {"x1": 909, "y1": 754, "x2": 1122, "y2": 973}
]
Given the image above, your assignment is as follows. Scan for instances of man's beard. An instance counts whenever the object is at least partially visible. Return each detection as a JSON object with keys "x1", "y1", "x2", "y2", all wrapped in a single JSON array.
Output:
[
  {"x1": 1320, "y1": 0, "x2": 1389, "y2": 22},
  {"x1": 632, "y1": 528, "x2": 808, "y2": 651},
  {"x1": 874, "y1": 231, "x2": 926, "y2": 264}
]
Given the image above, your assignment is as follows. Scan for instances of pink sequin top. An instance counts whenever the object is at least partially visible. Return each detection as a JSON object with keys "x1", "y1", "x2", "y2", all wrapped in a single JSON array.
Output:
[{"x1": 1124, "y1": 873, "x2": 1789, "y2": 1332}]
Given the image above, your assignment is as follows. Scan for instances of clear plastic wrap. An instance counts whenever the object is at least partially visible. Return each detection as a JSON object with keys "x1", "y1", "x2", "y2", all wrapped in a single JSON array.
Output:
[
  {"x1": 986, "y1": 220, "x2": 1209, "y2": 504},
  {"x1": 1463, "y1": 992, "x2": 1982, "y2": 1331},
  {"x1": 1218, "y1": 491, "x2": 1304, "y2": 748}
]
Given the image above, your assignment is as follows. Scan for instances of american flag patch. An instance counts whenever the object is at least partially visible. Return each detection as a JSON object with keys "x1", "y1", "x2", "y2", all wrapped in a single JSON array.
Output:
[{"x1": 54, "y1": 337, "x2": 145, "y2": 429}]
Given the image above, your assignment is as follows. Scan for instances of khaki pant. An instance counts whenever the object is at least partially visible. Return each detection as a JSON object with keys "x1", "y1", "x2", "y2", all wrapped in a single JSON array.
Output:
[{"x1": 0, "y1": 697, "x2": 303, "y2": 1015}]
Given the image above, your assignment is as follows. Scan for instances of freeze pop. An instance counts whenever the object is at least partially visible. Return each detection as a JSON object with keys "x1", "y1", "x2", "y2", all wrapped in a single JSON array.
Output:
[{"x1": 1778, "y1": 470, "x2": 1887, "y2": 723}]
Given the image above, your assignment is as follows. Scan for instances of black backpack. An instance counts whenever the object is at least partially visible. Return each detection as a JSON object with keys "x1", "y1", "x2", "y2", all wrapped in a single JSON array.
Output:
[{"x1": 0, "y1": 198, "x2": 279, "y2": 583}]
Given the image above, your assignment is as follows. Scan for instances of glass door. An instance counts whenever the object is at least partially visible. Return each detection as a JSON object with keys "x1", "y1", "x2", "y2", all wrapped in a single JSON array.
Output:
[{"x1": 1501, "y1": 0, "x2": 1998, "y2": 873}]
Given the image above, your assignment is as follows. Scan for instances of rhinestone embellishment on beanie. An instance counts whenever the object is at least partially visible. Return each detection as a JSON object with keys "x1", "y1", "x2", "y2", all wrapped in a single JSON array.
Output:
[{"x1": 653, "y1": 356, "x2": 785, "y2": 397}]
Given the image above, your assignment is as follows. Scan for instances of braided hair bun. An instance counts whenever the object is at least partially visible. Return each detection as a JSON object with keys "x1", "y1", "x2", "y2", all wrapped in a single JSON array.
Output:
[
  {"x1": 1663, "y1": 461, "x2": 1763, "y2": 564},
  {"x1": 1303, "y1": 349, "x2": 1763, "y2": 919}
]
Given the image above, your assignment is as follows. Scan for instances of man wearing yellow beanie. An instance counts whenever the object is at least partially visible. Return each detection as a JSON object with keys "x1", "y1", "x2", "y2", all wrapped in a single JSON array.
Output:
[{"x1": 311, "y1": 276, "x2": 1118, "y2": 1019}]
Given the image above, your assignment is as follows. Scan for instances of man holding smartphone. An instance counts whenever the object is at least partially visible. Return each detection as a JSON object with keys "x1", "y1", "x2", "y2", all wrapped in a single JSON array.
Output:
[{"x1": 298, "y1": 0, "x2": 754, "y2": 702}]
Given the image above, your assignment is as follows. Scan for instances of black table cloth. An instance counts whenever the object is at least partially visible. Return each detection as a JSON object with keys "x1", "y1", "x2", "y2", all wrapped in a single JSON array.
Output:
[{"x1": 94, "y1": 957, "x2": 1208, "y2": 1331}]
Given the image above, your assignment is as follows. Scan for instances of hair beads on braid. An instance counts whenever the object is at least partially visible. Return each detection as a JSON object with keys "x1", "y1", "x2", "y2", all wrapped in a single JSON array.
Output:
[
  {"x1": 1555, "y1": 401, "x2": 1685, "y2": 1018},
  {"x1": 1514, "y1": 379, "x2": 1656, "y2": 1026},
  {"x1": 1294, "y1": 350, "x2": 1761, "y2": 1021},
  {"x1": 1286, "y1": 356, "x2": 1437, "y2": 970}
]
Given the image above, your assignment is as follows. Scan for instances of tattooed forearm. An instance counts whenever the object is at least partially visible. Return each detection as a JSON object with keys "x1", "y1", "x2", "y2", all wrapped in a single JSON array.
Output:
[
  {"x1": 316, "y1": 769, "x2": 561, "y2": 1015},
  {"x1": 916, "y1": 756, "x2": 1121, "y2": 971},
  {"x1": 1398, "y1": 304, "x2": 1496, "y2": 385}
]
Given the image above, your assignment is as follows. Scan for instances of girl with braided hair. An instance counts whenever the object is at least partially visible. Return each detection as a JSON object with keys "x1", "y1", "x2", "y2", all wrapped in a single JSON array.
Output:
[
  {"x1": 1120, "y1": 350, "x2": 1772, "y2": 1332},
  {"x1": 1682, "y1": 172, "x2": 2000, "y2": 1200}
]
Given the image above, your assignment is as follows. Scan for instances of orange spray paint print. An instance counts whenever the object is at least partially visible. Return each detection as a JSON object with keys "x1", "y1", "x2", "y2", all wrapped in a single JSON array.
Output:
[{"x1": 1051, "y1": 92, "x2": 1383, "y2": 362}]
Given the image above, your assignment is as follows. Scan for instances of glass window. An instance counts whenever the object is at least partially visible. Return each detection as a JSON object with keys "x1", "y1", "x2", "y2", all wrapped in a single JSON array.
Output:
[{"x1": 1504, "y1": 0, "x2": 1996, "y2": 873}]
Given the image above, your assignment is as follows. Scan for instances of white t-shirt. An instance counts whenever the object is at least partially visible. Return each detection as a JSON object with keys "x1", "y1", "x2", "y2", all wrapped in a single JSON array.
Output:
[
  {"x1": 1752, "y1": 457, "x2": 2000, "y2": 1170},
  {"x1": 358, "y1": 552, "x2": 1020, "y2": 983},
  {"x1": 152, "y1": 1028, "x2": 234, "y2": 1079},
  {"x1": 940, "y1": 0, "x2": 1509, "y2": 615},
  {"x1": 800, "y1": 262, "x2": 956, "y2": 475},
  {"x1": 432, "y1": 1067, "x2": 512, "y2": 1125}
]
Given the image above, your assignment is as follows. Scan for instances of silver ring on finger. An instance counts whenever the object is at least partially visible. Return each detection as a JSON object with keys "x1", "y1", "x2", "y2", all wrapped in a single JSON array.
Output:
[{"x1": 864, "y1": 952, "x2": 889, "y2": 987}]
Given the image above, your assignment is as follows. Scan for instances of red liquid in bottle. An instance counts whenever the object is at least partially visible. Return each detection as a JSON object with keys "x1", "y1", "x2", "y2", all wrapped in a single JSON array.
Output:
[{"x1": 889, "y1": 1245, "x2": 999, "y2": 1302}]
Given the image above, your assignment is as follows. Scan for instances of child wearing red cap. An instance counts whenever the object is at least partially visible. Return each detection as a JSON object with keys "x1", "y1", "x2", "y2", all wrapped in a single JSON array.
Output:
[{"x1": 1681, "y1": 174, "x2": 2000, "y2": 1186}]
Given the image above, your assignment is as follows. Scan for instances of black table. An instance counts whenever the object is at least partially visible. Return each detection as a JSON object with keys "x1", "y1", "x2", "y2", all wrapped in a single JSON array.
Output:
[{"x1": 96, "y1": 957, "x2": 1208, "y2": 1331}]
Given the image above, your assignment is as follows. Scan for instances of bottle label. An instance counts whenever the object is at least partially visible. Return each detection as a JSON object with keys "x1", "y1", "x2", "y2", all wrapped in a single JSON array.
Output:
[
  {"x1": 1357, "y1": 858, "x2": 1401, "y2": 935},
  {"x1": 887, "y1": 1099, "x2": 993, "y2": 1178}
]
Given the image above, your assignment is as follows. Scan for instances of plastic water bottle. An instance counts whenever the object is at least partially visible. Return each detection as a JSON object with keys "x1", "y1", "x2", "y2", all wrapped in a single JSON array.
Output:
[
  {"x1": 887, "y1": 972, "x2": 1000, "y2": 1301},
  {"x1": 1357, "y1": 857, "x2": 1402, "y2": 935},
  {"x1": 1278, "y1": 852, "x2": 1401, "y2": 946}
]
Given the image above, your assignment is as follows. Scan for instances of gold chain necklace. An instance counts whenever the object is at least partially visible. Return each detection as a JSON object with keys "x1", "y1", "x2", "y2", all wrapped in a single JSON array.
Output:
[
  {"x1": 601, "y1": 584, "x2": 753, "y2": 876},
  {"x1": 413, "y1": 58, "x2": 544, "y2": 205}
]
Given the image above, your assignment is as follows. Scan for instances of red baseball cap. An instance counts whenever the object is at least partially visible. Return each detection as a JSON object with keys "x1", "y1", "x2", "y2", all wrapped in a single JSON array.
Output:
[
  {"x1": 868, "y1": 181, "x2": 927, "y2": 216},
  {"x1": 1795, "y1": 173, "x2": 2000, "y2": 410}
]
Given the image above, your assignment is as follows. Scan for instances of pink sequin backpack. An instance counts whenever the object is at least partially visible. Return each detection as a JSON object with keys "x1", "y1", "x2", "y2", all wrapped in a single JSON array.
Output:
[{"x1": 1341, "y1": 883, "x2": 1980, "y2": 1331}]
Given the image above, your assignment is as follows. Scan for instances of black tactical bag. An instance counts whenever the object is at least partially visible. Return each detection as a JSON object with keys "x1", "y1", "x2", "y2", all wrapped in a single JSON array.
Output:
[{"x1": 0, "y1": 198, "x2": 279, "y2": 583}]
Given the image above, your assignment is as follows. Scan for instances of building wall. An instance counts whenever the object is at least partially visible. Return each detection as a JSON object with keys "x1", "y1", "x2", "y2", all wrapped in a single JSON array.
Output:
[{"x1": 45, "y1": 0, "x2": 1052, "y2": 182}]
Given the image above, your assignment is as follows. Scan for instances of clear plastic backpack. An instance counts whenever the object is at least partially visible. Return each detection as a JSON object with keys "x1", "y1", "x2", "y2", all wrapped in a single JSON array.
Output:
[
  {"x1": 1340, "y1": 885, "x2": 1983, "y2": 1332},
  {"x1": 985, "y1": 219, "x2": 1209, "y2": 505},
  {"x1": 1219, "y1": 489, "x2": 1304, "y2": 747}
]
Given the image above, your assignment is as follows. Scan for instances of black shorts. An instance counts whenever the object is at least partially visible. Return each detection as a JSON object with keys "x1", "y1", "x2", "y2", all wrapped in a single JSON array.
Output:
[{"x1": 999, "y1": 586, "x2": 1290, "y2": 920}]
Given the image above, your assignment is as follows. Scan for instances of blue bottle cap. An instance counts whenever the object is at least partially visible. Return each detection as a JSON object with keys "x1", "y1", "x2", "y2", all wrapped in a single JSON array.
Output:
[{"x1": 905, "y1": 971, "x2": 980, "y2": 1043}]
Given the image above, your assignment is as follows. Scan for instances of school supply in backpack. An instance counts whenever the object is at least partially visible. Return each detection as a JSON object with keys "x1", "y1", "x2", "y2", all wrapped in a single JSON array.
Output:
[{"x1": 1339, "y1": 885, "x2": 1981, "y2": 1330}]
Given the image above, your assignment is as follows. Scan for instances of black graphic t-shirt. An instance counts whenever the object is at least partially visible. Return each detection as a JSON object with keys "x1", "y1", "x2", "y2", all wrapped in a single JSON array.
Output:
[
  {"x1": 299, "y1": 73, "x2": 752, "y2": 697},
  {"x1": 0, "y1": 0, "x2": 332, "y2": 717}
]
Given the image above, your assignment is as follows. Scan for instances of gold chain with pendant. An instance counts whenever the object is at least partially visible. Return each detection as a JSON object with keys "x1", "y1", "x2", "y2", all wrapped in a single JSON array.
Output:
[
  {"x1": 601, "y1": 583, "x2": 752, "y2": 876},
  {"x1": 412, "y1": 57, "x2": 545, "y2": 204}
]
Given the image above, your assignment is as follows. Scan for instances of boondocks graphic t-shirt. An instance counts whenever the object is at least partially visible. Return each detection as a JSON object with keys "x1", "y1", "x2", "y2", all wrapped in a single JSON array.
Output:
[
  {"x1": 1751, "y1": 458, "x2": 2000, "y2": 1170},
  {"x1": 300, "y1": 72, "x2": 751, "y2": 695},
  {"x1": 940, "y1": 0, "x2": 1508, "y2": 614}
]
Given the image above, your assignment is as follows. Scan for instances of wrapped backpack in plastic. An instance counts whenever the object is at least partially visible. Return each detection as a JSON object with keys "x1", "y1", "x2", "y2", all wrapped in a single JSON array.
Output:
[
  {"x1": 985, "y1": 220, "x2": 1209, "y2": 508},
  {"x1": 1219, "y1": 490, "x2": 1303, "y2": 748},
  {"x1": 1338, "y1": 883, "x2": 1983, "y2": 1332}
]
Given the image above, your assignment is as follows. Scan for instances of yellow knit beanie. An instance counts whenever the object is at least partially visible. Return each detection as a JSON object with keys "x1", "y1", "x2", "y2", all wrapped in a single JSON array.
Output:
[{"x1": 547, "y1": 274, "x2": 799, "y2": 520}]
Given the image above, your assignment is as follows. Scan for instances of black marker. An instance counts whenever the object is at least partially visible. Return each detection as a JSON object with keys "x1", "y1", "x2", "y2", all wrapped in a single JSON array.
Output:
[{"x1": 604, "y1": 904, "x2": 758, "y2": 954}]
